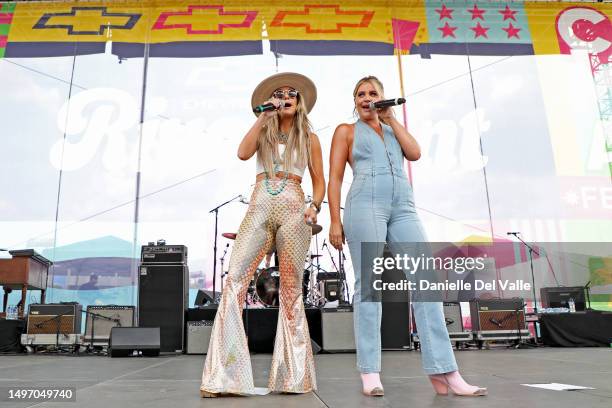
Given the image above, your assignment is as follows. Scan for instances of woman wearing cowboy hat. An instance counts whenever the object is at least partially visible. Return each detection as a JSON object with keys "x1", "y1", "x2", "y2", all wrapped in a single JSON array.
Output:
[{"x1": 200, "y1": 72, "x2": 325, "y2": 397}]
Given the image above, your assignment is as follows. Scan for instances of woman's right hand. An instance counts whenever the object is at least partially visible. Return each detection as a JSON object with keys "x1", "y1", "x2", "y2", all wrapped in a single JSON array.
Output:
[
  {"x1": 329, "y1": 221, "x2": 345, "y2": 250},
  {"x1": 262, "y1": 97, "x2": 282, "y2": 119}
]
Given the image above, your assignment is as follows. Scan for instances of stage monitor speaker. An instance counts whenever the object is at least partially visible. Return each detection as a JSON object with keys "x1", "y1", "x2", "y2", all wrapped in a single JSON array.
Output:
[
  {"x1": 186, "y1": 321, "x2": 213, "y2": 355},
  {"x1": 540, "y1": 286, "x2": 585, "y2": 311},
  {"x1": 138, "y1": 263, "x2": 188, "y2": 352},
  {"x1": 109, "y1": 327, "x2": 160, "y2": 357},
  {"x1": 321, "y1": 307, "x2": 355, "y2": 352},
  {"x1": 470, "y1": 298, "x2": 526, "y2": 331},
  {"x1": 194, "y1": 290, "x2": 216, "y2": 307},
  {"x1": 27, "y1": 303, "x2": 82, "y2": 334},
  {"x1": 84, "y1": 305, "x2": 135, "y2": 344}
]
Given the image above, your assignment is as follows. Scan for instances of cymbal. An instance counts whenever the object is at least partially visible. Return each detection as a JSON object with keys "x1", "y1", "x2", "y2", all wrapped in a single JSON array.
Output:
[
  {"x1": 311, "y1": 224, "x2": 323, "y2": 235},
  {"x1": 222, "y1": 232, "x2": 237, "y2": 240}
]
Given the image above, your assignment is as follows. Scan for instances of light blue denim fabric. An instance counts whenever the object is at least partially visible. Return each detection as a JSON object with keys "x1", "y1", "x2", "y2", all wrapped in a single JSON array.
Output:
[{"x1": 343, "y1": 119, "x2": 458, "y2": 375}]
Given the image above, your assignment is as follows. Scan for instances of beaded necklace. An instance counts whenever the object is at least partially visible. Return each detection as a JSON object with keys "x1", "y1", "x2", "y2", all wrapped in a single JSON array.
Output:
[{"x1": 264, "y1": 133, "x2": 289, "y2": 195}]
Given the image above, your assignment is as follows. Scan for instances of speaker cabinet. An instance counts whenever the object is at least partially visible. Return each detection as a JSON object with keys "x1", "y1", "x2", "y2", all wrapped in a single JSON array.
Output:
[
  {"x1": 110, "y1": 327, "x2": 160, "y2": 357},
  {"x1": 84, "y1": 305, "x2": 135, "y2": 345},
  {"x1": 186, "y1": 321, "x2": 213, "y2": 355},
  {"x1": 138, "y1": 264, "x2": 188, "y2": 352},
  {"x1": 321, "y1": 307, "x2": 355, "y2": 352},
  {"x1": 27, "y1": 304, "x2": 82, "y2": 334},
  {"x1": 470, "y1": 298, "x2": 526, "y2": 331},
  {"x1": 540, "y1": 287, "x2": 585, "y2": 311}
]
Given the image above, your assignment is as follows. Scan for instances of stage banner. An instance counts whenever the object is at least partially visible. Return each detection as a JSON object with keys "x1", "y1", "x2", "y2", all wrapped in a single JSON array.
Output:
[
  {"x1": 0, "y1": 2, "x2": 15, "y2": 58},
  {"x1": 0, "y1": 1, "x2": 609, "y2": 59},
  {"x1": 4, "y1": 1, "x2": 263, "y2": 58}
]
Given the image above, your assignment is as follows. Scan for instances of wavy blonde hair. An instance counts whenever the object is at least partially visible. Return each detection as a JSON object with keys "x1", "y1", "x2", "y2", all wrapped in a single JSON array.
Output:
[
  {"x1": 352, "y1": 76, "x2": 390, "y2": 125},
  {"x1": 257, "y1": 92, "x2": 312, "y2": 177}
]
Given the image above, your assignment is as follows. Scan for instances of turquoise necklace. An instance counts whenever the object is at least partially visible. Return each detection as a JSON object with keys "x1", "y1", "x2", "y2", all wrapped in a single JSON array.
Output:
[
  {"x1": 264, "y1": 164, "x2": 289, "y2": 195},
  {"x1": 265, "y1": 135, "x2": 289, "y2": 195}
]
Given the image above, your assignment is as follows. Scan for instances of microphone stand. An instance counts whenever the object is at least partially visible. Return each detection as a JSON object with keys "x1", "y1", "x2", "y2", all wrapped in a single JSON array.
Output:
[
  {"x1": 508, "y1": 300, "x2": 537, "y2": 349},
  {"x1": 339, "y1": 250, "x2": 349, "y2": 305},
  {"x1": 82, "y1": 310, "x2": 122, "y2": 350},
  {"x1": 219, "y1": 243, "x2": 229, "y2": 295},
  {"x1": 508, "y1": 233, "x2": 539, "y2": 314},
  {"x1": 209, "y1": 195, "x2": 242, "y2": 303},
  {"x1": 584, "y1": 280, "x2": 593, "y2": 311}
]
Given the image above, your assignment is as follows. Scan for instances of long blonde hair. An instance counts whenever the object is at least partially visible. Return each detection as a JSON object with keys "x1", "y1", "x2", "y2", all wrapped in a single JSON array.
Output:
[{"x1": 257, "y1": 93, "x2": 312, "y2": 176}]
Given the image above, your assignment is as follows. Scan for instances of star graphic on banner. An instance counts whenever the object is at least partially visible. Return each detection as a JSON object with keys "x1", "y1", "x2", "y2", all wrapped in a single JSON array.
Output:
[
  {"x1": 438, "y1": 21, "x2": 457, "y2": 38},
  {"x1": 435, "y1": 4, "x2": 454, "y2": 20},
  {"x1": 502, "y1": 22, "x2": 521, "y2": 39},
  {"x1": 563, "y1": 190, "x2": 580, "y2": 206},
  {"x1": 498, "y1": 5, "x2": 517, "y2": 21},
  {"x1": 470, "y1": 21, "x2": 489, "y2": 38},
  {"x1": 467, "y1": 4, "x2": 486, "y2": 21}
]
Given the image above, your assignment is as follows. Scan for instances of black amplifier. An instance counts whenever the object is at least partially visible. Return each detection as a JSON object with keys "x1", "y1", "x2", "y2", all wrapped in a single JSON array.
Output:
[
  {"x1": 141, "y1": 245, "x2": 187, "y2": 264},
  {"x1": 540, "y1": 286, "x2": 585, "y2": 311}
]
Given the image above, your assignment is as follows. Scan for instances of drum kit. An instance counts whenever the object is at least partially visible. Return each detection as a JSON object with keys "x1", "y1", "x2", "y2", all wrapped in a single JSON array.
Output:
[{"x1": 220, "y1": 224, "x2": 342, "y2": 308}]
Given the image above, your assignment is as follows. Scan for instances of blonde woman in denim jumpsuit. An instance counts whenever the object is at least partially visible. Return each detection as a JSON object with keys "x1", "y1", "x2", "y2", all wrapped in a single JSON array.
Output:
[{"x1": 327, "y1": 76, "x2": 487, "y2": 397}]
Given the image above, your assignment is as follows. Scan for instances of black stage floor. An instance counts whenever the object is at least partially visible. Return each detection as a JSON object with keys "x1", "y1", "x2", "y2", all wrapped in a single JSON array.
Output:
[{"x1": 1, "y1": 348, "x2": 611, "y2": 407}]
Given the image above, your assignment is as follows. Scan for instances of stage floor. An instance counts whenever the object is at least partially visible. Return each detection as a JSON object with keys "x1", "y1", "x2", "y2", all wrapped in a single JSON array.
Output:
[{"x1": 1, "y1": 348, "x2": 611, "y2": 407}]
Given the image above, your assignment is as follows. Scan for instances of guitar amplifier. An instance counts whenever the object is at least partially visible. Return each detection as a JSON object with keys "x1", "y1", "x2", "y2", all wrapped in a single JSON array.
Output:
[
  {"x1": 141, "y1": 245, "x2": 187, "y2": 264},
  {"x1": 83, "y1": 305, "x2": 135, "y2": 344},
  {"x1": 443, "y1": 302, "x2": 464, "y2": 332},
  {"x1": 27, "y1": 303, "x2": 82, "y2": 334},
  {"x1": 412, "y1": 303, "x2": 472, "y2": 345},
  {"x1": 470, "y1": 298, "x2": 527, "y2": 331},
  {"x1": 186, "y1": 321, "x2": 214, "y2": 355},
  {"x1": 321, "y1": 307, "x2": 355, "y2": 352},
  {"x1": 540, "y1": 287, "x2": 585, "y2": 311}
]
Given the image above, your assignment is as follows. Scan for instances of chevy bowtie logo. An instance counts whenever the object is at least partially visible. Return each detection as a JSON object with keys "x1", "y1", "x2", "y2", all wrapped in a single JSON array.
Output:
[
  {"x1": 33, "y1": 7, "x2": 140, "y2": 35},
  {"x1": 153, "y1": 5, "x2": 257, "y2": 35},
  {"x1": 271, "y1": 5, "x2": 374, "y2": 34}
]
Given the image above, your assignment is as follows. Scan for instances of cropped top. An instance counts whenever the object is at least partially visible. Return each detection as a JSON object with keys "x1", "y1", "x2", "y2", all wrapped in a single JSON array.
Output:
[{"x1": 255, "y1": 143, "x2": 306, "y2": 177}]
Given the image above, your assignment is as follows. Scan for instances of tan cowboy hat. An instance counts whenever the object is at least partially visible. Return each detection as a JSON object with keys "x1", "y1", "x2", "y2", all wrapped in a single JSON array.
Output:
[{"x1": 251, "y1": 72, "x2": 317, "y2": 116}]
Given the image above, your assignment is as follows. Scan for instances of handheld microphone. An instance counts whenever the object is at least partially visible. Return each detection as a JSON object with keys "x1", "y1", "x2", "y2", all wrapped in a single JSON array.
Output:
[
  {"x1": 369, "y1": 98, "x2": 406, "y2": 110},
  {"x1": 253, "y1": 100, "x2": 285, "y2": 113}
]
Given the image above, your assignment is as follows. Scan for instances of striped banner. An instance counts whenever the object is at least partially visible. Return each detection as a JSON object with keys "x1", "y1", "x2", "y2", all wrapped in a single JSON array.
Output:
[{"x1": 0, "y1": 1, "x2": 610, "y2": 60}]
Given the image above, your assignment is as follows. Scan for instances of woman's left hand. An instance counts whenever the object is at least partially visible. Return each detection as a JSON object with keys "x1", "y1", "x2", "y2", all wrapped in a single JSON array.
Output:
[{"x1": 304, "y1": 206, "x2": 317, "y2": 226}]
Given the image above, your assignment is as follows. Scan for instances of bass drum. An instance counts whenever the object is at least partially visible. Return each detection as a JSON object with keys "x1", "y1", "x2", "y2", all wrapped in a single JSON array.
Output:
[{"x1": 255, "y1": 266, "x2": 310, "y2": 308}]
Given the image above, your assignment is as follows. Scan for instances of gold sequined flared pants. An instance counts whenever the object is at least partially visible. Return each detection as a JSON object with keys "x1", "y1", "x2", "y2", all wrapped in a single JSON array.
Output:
[{"x1": 200, "y1": 180, "x2": 317, "y2": 395}]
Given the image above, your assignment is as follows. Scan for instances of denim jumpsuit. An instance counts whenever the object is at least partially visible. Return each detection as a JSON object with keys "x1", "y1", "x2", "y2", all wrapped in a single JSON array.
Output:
[{"x1": 343, "y1": 119, "x2": 458, "y2": 375}]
